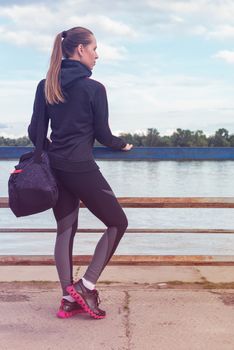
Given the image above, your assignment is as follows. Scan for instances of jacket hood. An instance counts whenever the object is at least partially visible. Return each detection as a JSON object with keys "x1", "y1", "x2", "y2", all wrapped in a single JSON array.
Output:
[{"x1": 60, "y1": 59, "x2": 92, "y2": 88}]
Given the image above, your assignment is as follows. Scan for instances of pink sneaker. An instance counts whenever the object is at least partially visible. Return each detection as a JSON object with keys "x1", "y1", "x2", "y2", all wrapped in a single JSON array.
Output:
[
  {"x1": 57, "y1": 298, "x2": 85, "y2": 319},
  {"x1": 66, "y1": 279, "x2": 106, "y2": 319}
]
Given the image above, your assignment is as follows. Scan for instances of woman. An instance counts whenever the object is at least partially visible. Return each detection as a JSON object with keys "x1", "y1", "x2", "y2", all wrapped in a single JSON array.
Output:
[{"x1": 28, "y1": 26, "x2": 133, "y2": 320}]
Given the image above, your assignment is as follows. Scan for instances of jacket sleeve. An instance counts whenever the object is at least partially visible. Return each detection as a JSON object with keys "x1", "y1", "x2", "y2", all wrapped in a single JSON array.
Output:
[
  {"x1": 28, "y1": 80, "x2": 50, "y2": 150},
  {"x1": 93, "y1": 83, "x2": 127, "y2": 150}
]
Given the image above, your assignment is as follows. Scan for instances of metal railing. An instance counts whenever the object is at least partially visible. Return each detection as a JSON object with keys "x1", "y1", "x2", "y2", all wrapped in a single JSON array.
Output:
[
  {"x1": 1, "y1": 196, "x2": 234, "y2": 266},
  {"x1": 1, "y1": 146, "x2": 234, "y2": 160}
]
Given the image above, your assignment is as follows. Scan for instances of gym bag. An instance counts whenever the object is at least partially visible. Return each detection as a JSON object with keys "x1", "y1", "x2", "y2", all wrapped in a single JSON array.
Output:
[{"x1": 8, "y1": 82, "x2": 58, "y2": 217}]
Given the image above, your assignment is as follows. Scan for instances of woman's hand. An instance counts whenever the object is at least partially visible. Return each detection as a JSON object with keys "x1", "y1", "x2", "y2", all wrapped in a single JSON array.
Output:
[{"x1": 121, "y1": 143, "x2": 133, "y2": 151}]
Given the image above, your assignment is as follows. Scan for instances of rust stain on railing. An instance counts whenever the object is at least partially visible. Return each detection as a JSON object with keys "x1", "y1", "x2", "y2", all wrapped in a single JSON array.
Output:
[
  {"x1": 1, "y1": 228, "x2": 234, "y2": 234},
  {"x1": 1, "y1": 255, "x2": 234, "y2": 266},
  {"x1": 2, "y1": 197, "x2": 234, "y2": 208}
]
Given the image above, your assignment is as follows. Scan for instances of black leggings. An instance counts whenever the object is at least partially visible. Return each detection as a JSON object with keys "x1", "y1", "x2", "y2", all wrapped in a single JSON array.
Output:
[{"x1": 52, "y1": 168, "x2": 128, "y2": 296}]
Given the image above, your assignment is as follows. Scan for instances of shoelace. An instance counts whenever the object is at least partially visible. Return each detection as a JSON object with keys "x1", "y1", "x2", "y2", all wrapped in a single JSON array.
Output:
[
  {"x1": 92, "y1": 289, "x2": 101, "y2": 306},
  {"x1": 79, "y1": 281, "x2": 102, "y2": 307}
]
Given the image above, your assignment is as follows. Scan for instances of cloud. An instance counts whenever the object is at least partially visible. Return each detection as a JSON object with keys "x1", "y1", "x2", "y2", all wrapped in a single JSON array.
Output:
[
  {"x1": 208, "y1": 25, "x2": 234, "y2": 39},
  {"x1": 0, "y1": 3, "x2": 57, "y2": 30},
  {"x1": 2, "y1": 0, "x2": 234, "y2": 57},
  {"x1": 213, "y1": 50, "x2": 234, "y2": 64},
  {"x1": 145, "y1": 0, "x2": 234, "y2": 41},
  {"x1": 0, "y1": 26, "x2": 52, "y2": 52},
  {"x1": 190, "y1": 25, "x2": 208, "y2": 36},
  {"x1": 0, "y1": 123, "x2": 8, "y2": 129},
  {"x1": 99, "y1": 70, "x2": 234, "y2": 126},
  {"x1": 68, "y1": 14, "x2": 137, "y2": 38},
  {"x1": 0, "y1": 80, "x2": 37, "y2": 135},
  {"x1": 97, "y1": 42, "x2": 127, "y2": 61},
  {"x1": 2, "y1": 1, "x2": 234, "y2": 137},
  {"x1": 147, "y1": 0, "x2": 234, "y2": 21},
  {"x1": 0, "y1": 24, "x2": 128, "y2": 60},
  {"x1": 2, "y1": 71, "x2": 234, "y2": 137},
  {"x1": 147, "y1": 0, "x2": 203, "y2": 14},
  {"x1": 0, "y1": 2, "x2": 135, "y2": 60},
  {"x1": 169, "y1": 14, "x2": 184, "y2": 23}
]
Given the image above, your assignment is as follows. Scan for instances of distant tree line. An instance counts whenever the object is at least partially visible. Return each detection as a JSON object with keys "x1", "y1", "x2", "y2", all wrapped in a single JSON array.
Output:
[
  {"x1": 1, "y1": 128, "x2": 234, "y2": 147},
  {"x1": 120, "y1": 128, "x2": 234, "y2": 147},
  {"x1": 0, "y1": 136, "x2": 33, "y2": 146}
]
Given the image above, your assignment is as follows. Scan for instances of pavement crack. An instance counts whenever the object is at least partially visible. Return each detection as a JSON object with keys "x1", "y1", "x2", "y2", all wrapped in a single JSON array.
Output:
[
  {"x1": 194, "y1": 267, "x2": 206, "y2": 282},
  {"x1": 74, "y1": 266, "x2": 81, "y2": 280},
  {"x1": 123, "y1": 290, "x2": 131, "y2": 350}
]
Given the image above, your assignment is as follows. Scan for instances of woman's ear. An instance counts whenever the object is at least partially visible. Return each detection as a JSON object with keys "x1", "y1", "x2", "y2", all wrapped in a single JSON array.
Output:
[{"x1": 77, "y1": 44, "x2": 84, "y2": 57}]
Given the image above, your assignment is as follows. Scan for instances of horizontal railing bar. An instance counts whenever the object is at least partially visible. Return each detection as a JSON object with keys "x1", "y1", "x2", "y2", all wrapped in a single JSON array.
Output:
[
  {"x1": 2, "y1": 146, "x2": 234, "y2": 160},
  {"x1": 0, "y1": 255, "x2": 234, "y2": 266},
  {"x1": 1, "y1": 197, "x2": 234, "y2": 208},
  {"x1": 0, "y1": 228, "x2": 234, "y2": 234}
]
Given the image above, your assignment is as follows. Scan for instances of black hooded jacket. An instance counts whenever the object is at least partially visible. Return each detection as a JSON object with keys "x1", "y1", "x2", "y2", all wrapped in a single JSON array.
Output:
[{"x1": 28, "y1": 59, "x2": 127, "y2": 172}]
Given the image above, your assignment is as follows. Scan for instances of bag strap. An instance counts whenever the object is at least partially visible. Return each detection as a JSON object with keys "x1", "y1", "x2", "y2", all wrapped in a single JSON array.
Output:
[{"x1": 33, "y1": 81, "x2": 48, "y2": 163}]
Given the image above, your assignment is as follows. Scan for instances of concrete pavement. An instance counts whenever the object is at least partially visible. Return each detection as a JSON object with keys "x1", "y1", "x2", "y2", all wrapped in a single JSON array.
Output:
[
  {"x1": 1, "y1": 265, "x2": 234, "y2": 284},
  {"x1": 1, "y1": 266, "x2": 234, "y2": 350}
]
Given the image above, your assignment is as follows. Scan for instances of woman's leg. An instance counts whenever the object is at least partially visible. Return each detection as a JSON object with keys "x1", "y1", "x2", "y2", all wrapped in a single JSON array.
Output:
[
  {"x1": 53, "y1": 168, "x2": 128, "y2": 285},
  {"x1": 52, "y1": 181, "x2": 80, "y2": 296}
]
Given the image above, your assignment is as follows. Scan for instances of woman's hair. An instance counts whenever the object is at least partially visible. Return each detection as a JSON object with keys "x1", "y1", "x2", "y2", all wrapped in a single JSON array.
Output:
[{"x1": 45, "y1": 26, "x2": 93, "y2": 104}]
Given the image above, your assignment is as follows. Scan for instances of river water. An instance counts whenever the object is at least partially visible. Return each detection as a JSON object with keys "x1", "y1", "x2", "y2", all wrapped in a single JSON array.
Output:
[{"x1": 1, "y1": 159, "x2": 234, "y2": 255}]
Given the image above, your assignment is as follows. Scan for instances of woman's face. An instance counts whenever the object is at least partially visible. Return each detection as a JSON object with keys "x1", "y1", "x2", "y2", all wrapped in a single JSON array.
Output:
[{"x1": 78, "y1": 35, "x2": 98, "y2": 70}]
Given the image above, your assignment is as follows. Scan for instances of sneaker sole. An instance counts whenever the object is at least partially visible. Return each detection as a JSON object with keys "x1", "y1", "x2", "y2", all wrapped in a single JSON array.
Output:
[
  {"x1": 57, "y1": 308, "x2": 84, "y2": 319},
  {"x1": 66, "y1": 285, "x2": 106, "y2": 319}
]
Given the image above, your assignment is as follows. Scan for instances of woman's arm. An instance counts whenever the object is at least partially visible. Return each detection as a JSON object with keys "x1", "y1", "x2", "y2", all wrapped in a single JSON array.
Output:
[
  {"x1": 28, "y1": 80, "x2": 50, "y2": 150},
  {"x1": 93, "y1": 83, "x2": 127, "y2": 150}
]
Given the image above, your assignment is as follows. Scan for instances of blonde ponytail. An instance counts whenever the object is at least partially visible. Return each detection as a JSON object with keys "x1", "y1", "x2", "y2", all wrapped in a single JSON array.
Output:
[{"x1": 45, "y1": 33, "x2": 65, "y2": 105}]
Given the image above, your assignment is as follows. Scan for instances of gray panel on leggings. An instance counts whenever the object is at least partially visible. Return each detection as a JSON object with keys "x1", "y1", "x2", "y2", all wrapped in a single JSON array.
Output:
[
  {"x1": 57, "y1": 205, "x2": 79, "y2": 235},
  {"x1": 55, "y1": 205, "x2": 79, "y2": 294},
  {"x1": 84, "y1": 226, "x2": 118, "y2": 283},
  {"x1": 102, "y1": 189, "x2": 115, "y2": 197},
  {"x1": 54, "y1": 226, "x2": 74, "y2": 294}
]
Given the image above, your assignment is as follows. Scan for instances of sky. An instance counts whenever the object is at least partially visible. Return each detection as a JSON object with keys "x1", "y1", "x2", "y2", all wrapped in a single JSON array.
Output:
[{"x1": 1, "y1": 0, "x2": 234, "y2": 138}]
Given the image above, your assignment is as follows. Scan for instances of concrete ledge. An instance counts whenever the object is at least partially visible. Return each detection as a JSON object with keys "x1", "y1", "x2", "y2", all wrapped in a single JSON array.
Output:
[{"x1": 1, "y1": 265, "x2": 234, "y2": 285}]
